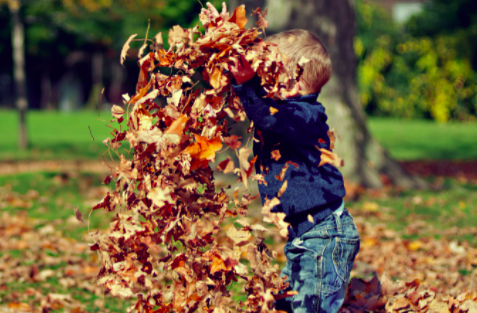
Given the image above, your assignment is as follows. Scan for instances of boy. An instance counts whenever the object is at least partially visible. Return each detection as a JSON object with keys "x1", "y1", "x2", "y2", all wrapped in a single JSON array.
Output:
[{"x1": 204, "y1": 3, "x2": 360, "y2": 313}]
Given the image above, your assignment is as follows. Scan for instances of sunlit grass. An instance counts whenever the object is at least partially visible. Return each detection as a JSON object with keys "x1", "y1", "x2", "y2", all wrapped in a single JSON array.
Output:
[
  {"x1": 368, "y1": 118, "x2": 477, "y2": 160},
  {"x1": 2, "y1": 110, "x2": 477, "y2": 161}
]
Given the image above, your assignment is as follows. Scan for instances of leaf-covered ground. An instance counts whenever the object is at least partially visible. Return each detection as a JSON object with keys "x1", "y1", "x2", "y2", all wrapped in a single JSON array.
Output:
[{"x1": 0, "y1": 163, "x2": 477, "y2": 312}]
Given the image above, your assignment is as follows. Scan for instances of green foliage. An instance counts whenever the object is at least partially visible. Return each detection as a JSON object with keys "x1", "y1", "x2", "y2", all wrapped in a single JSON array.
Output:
[{"x1": 356, "y1": 0, "x2": 477, "y2": 121}]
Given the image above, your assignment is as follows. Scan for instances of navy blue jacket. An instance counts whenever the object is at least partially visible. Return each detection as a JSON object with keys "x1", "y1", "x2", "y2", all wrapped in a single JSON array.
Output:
[{"x1": 232, "y1": 76, "x2": 346, "y2": 240}]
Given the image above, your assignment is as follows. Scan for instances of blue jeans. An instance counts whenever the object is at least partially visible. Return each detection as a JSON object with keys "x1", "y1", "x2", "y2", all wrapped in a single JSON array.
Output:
[{"x1": 275, "y1": 208, "x2": 360, "y2": 313}]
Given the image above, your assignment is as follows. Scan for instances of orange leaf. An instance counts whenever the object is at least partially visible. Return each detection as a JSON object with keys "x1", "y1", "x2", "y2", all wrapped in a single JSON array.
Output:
[
  {"x1": 217, "y1": 158, "x2": 235, "y2": 174},
  {"x1": 317, "y1": 147, "x2": 344, "y2": 168},
  {"x1": 228, "y1": 5, "x2": 248, "y2": 29},
  {"x1": 210, "y1": 255, "x2": 227, "y2": 274},
  {"x1": 209, "y1": 66, "x2": 229, "y2": 90},
  {"x1": 328, "y1": 130, "x2": 336, "y2": 150},
  {"x1": 183, "y1": 135, "x2": 223, "y2": 162},
  {"x1": 8, "y1": 302, "x2": 31, "y2": 312},
  {"x1": 196, "y1": 135, "x2": 223, "y2": 160},
  {"x1": 270, "y1": 107, "x2": 278, "y2": 115},
  {"x1": 223, "y1": 135, "x2": 242, "y2": 150},
  {"x1": 165, "y1": 114, "x2": 189, "y2": 135},
  {"x1": 275, "y1": 163, "x2": 289, "y2": 181},
  {"x1": 120, "y1": 34, "x2": 137, "y2": 66},
  {"x1": 277, "y1": 180, "x2": 288, "y2": 197},
  {"x1": 271, "y1": 149, "x2": 281, "y2": 161}
]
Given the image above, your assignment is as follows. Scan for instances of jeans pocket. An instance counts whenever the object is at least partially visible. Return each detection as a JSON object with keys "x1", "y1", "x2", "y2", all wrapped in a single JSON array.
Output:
[{"x1": 332, "y1": 237, "x2": 360, "y2": 283}]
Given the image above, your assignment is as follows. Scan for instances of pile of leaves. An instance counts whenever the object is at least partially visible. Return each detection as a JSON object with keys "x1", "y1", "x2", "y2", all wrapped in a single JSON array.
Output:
[
  {"x1": 339, "y1": 212, "x2": 477, "y2": 313},
  {"x1": 88, "y1": 6, "x2": 309, "y2": 313},
  {"x1": 0, "y1": 211, "x2": 105, "y2": 313}
]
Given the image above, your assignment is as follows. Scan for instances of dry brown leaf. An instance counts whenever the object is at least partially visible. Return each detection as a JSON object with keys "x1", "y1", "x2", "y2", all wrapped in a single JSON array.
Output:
[
  {"x1": 277, "y1": 180, "x2": 288, "y2": 198},
  {"x1": 120, "y1": 34, "x2": 138, "y2": 66},
  {"x1": 328, "y1": 129, "x2": 336, "y2": 150},
  {"x1": 111, "y1": 105, "x2": 125, "y2": 118},
  {"x1": 275, "y1": 163, "x2": 289, "y2": 181},
  {"x1": 154, "y1": 31, "x2": 163, "y2": 44},
  {"x1": 317, "y1": 147, "x2": 344, "y2": 168},
  {"x1": 73, "y1": 207, "x2": 84, "y2": 223},
  {"x1": 138, "y1": 43, "x2": 148, "y2": 59},
  {"x1": 228, "y1": 5, "x2": 248, "y2": 29},
  {"x1": 226, "y1": 224, "x2": 251, "y2": 244},
  {"x1": 238, "y1": 148, "x2": 252, "y2": 189},
  {"x1": 271, "y1": 149, "x2": 281, "y2": 161}
]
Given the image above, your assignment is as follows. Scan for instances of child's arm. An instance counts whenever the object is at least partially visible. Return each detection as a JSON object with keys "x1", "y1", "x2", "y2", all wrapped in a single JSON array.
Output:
[{"x1": 232, "y1": 76, "x2": 328, "y2": 146}]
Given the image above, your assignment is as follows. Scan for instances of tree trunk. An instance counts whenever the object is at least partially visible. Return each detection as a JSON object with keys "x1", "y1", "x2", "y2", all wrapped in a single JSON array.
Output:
[
  {"x1": 40, "y1": 69, "x2": 53, "y2": 110},
  {"x1": 9, "y1": 0, "x2": 28, "y2": 149},
  {"x1": 263, "y1": 0, "x2": 425, "y2": 189},
  {"x1": 86, "y1": 51, "x2": 103, "y2": 109}
]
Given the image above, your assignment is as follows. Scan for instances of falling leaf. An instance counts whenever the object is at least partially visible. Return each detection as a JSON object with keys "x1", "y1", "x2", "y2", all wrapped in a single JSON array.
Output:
[
  {"x1": 154, "y1": 31, "x2": 163, "y2": 44},
  {"x1": 165, "y1": 114, "x2": 189, "y2": 135},
  {"x1": 120, "y1": 34, "x2": 138, "y2": 66},
  {"x1": 277, "y1": 180, "x2": 288, "y2": 197},
  {"x1": 238, "y1": 148, "x2": 252, "y2": 189},
  {"x1": 223, "y1": 135, "x2": 242, "y2": 150},
  {"x1": 209, "y1": 66, "x2": 229, "y2": 90},
  {"x1": 271, "y1": 149, "x2": 281, "y2": 161},
  {"x1": 275, "y1": 163, "x2": 289, "y2": 181},
  {"x1": 147, "y1": 187, "x2": 174, "y2": 208},
  {"x1": 217, "y1": 158, "x2": 235, "y2": 174},
  {"x1": 73, "y1": 207, "x2": 84, "y2": 223},
  {"x1": 226, "y1": 224, "x2": 251, "y2": 244},
  {"x1": 328, "y1": 129, "x2": 336, "y2": 150},
  {"x1": 111, "y1": 105, "x2": 125, "y2": 119},
  {"x1": 307, "y1": 214, "x2": 314, "y2": 223},
  {"x1": 270, "y1": 107, "x2": 278, "y2": 115},
  {"x1": 317, "y1": 147, "x2": 344, "y2": 168},
  {"x1": 228, "y1": 5, "x2": 248, "y2": 29},
  {"x1": 168, "y1": 25, "x2": 187, "y2": 47},
  {"x1": 138, "y1": 43, "x2": 148, "y2": 59},
  {"x1": 183, "y1": 135, "x2": 222, "y2": 161}
]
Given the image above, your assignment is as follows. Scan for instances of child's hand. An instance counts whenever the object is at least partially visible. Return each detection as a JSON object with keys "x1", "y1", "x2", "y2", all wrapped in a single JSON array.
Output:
[
  {"x1": 230, "y1": 55, "x2": 255, "y2": 85},
  {"x1": 201, "y1": 2, "x2": 229, "y2": 27}
]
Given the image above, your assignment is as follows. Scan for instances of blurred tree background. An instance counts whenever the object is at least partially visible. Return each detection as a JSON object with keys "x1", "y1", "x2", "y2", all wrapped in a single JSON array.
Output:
[
  {"x1": 0, "y1": 0, "x2": 202, "y2": 112},
  {"x1": 1, "y1": 0, "x2": 476, "y2": 119},
  {"x1": 1, "y1": 0, "x2": 477, "y2": 163},
  {"x1": 357, "y1": 0, "x2": 477, "y2": 122}
]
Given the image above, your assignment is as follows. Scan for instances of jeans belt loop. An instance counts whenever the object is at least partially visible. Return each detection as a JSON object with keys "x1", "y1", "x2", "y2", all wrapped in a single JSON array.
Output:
[
  {"x1": 293, "y1": 238, "x2": 303, "y2": 245},
  {"x1": 333, "y1": 200, "x2": 345, "y2": 234}
]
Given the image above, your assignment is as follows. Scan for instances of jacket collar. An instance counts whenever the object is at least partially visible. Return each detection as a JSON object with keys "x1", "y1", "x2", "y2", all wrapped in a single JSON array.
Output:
[{"x1": 286, "y1": 92, "x2": 320, "y2": 104}]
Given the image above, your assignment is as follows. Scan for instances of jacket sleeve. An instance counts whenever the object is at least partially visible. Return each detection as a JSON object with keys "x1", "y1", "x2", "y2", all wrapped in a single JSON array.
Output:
[{"x1": 231, "y1": 77, "x2": 329, "y2": 146}]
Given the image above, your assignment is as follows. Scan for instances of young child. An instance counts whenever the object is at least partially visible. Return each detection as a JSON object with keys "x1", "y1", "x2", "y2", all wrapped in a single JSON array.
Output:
[{"x1": 205, "y1": 3, "x2": 361, "y2": 313}]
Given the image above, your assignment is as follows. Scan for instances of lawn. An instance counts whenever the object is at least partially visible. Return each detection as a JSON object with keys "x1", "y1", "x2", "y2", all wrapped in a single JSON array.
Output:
[
  {"x1": 368, "y1": 117, "x2": 477, "y2": 160},
  {"x1": 2, "y1": 110, "x2": 477, "y2": 161},
  {"x1": 0, "y1": 110, "x2": 114, "y2": 161},
  {"x1": 1, "y1": 111, "x2": 477, "y2": 311}
]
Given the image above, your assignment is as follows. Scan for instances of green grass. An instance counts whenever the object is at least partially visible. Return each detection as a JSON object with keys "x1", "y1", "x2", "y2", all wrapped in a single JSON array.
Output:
[
  {"x1": 350, "y1": 178, "x2": 477, "y2": 244},
  {"x1": 2, "y1": 112, "x2": 477, "y2": 309},
  {"x1": 0, "y1": 110, "x2": 117, "y2": 161},
  {"x1": 368, "y1": 117, "x2": 477, "y2": 160},
  {"x1": 0, "y1": 171, "x2": 114, "y2": 240},
  {"x1": 0, "y1": 171, "x2": 131, "y2": 312},
  {"x1": 2, "y1": 110, "x2": 477, "y2": 161}
]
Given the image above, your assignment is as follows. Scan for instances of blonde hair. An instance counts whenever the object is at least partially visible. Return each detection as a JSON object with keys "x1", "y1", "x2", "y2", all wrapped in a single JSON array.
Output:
[{"x1": 266, "y1": 29, "x2": 332, "y2": 93}]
